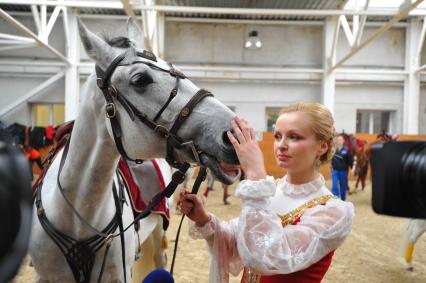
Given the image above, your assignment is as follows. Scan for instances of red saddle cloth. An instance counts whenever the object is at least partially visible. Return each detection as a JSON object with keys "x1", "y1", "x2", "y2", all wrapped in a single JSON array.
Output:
[{"x1": 117, "y1": 159, "x2": 170, "y2": 225}]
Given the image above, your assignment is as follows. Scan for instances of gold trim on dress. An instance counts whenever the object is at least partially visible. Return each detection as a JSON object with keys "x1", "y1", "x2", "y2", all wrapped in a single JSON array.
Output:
[
  {"x1": 279, "y1": 195, "x2": 337, "y2": 227},
  {"x1": 242, "y1": 267, "x2": 261, "y2": 283}
]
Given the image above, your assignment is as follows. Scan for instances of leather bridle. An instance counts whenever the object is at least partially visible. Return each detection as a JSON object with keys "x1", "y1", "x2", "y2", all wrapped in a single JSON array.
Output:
[{"x1": 95, "y1": 49, "x2": 213, "y2": 169}]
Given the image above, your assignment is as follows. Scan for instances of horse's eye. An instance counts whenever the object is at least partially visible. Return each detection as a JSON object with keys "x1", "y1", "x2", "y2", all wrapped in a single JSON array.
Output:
[{"x1": 130, "y1": 73, "x2": 153, "y2": 88}]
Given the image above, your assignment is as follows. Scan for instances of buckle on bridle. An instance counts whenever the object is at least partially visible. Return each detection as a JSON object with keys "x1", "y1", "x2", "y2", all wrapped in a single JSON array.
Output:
[
  {"x1": 96, "y1": 78, "x2": 105, "y2": 89},
  {"x1": 105, "y1": 103, "x2": 116, "y2": 118},
  {"x1": 154, "y1": 124, "x2": 170, "y2": 138},
  {"x1": 108, "y1": 85, "x2": 118, "y2": 98}
]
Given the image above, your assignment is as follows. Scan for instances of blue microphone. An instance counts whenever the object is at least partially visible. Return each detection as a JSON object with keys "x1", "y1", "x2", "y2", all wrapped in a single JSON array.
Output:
[{"x1": 142, "y1": 269, "x2": 175, "y2": 283}]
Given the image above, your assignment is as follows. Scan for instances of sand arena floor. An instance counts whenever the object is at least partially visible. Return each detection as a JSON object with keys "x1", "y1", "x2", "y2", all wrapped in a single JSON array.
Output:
[{"x1": 12, "y1": 180, "x2": 426, "y2": 283}]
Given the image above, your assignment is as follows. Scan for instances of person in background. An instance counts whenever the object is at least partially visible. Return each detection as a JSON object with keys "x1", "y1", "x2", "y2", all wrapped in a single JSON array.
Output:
[
  {"x1": 203, "y1": 168, "x2": 234, "y2": 205},
  {"x1": 178, "y1": 103, "x2": 354, "y2": 283},
  {"x1": 331, "y1": 134, "x2": 353, "y2": 201}
]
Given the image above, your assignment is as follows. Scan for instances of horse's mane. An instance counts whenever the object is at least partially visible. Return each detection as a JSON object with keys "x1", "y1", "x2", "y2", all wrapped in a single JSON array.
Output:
[{"x1": 102, "y1": 34, "x2": 133, "y2": 49}]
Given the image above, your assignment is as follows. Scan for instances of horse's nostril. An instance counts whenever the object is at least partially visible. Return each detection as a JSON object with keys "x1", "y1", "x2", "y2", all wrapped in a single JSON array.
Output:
[{"x1": 222, "y1": 131, "x2": 232, "y2": 145}]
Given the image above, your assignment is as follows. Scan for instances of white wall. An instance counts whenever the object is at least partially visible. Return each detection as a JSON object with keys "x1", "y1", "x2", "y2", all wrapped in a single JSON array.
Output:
[
  {"x1": 337, "y1": 27, "x2": 405, "y2": 68},
  {"x1": 195, "y1": 80, "x2": 321, "y2": 131},
  {"x1": 165, "y1": 23, "x2": 323, "y2": 67},
  {"x1": 0, "y1": 77, "x2": 65, "y2": 124},
  {"x1": 334, "y1": 84, "x2": 404, "y2": 133},
  {"x1": 0, "y1": 16, "x2": 424, "y2": 134}
]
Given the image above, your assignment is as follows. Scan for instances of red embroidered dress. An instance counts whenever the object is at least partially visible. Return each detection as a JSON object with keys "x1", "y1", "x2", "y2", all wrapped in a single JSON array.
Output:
[
  {"x1": 240, "y1": 195, "x2": 336, "y2": 283},
  {"x1": 189, "y1": 175, "x2": 354, "y2": 283}
]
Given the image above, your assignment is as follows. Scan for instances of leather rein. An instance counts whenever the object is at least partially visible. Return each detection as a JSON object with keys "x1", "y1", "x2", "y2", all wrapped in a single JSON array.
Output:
[{"x1": 35, "y1": 49, "x2": 210, "y2": 283}]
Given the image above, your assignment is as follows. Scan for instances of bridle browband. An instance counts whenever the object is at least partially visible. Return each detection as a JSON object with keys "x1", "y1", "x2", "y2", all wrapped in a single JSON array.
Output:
[
  {"x1": 95, "y1": 49, "x2": 213, "y2": 168},
  {"x1": 35, "y1": 49, "x2": 211, "y2": 283}
]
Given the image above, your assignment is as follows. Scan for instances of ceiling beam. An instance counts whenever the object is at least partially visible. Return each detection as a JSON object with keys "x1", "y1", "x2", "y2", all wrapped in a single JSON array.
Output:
[
  {"x1": 135, "y1": 4, "x2": 426, "y2": 17},
  {"x1": 0, "y1": 0, "x2": 122, "y2": 9},
  {"x1": 0, "y1": 8, "x2": 70, "y2": 65},
  {"x1": 330, "y1": 0, "x2": 424, "y2": 72},
  {"x1": 2, "y1": 1, "x2": 426, "y2": 16}
]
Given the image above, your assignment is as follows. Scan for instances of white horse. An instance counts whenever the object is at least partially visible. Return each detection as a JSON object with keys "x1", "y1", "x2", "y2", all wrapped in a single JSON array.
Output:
[
  {"x1": 29, "y1": 18, "x2": 240, "y2": 283},
  {"x1": 400, "y1": 219, "x2": 426, "y2": 271}
]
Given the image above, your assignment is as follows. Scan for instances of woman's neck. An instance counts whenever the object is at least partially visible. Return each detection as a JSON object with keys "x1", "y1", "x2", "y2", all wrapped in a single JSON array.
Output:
[{"x1": 286, "y1": 169, "x2": 319, "y2": 185}]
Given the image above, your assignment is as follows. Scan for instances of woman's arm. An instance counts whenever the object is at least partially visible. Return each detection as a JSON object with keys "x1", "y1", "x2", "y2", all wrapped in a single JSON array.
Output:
[
  {"x1": 188, "y1": 215, "x2": 243, "y2": 282},
  {"x1": 179, "y1": 192, "x2": 244, "y2": 282}
]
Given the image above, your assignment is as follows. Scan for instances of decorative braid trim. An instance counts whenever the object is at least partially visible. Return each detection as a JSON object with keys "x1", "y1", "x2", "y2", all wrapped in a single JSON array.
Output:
[{"x1": 279, "y1": 195, "x2": 338, "y2": 227}]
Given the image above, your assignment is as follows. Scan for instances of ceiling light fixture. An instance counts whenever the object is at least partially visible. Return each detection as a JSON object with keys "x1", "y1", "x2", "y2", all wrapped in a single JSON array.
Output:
[{"x1": 245, "y1": 30, "x2": 262, "y2": 49}]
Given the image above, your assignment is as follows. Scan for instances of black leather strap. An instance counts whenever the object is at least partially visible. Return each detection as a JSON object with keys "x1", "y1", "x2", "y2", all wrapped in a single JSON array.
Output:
[
  {"x1": 170, "y1": 166, "x2": 207, "y2": 275},
  {"x1": 170, "y1": 89, "x2": 213, "y2": 135}
]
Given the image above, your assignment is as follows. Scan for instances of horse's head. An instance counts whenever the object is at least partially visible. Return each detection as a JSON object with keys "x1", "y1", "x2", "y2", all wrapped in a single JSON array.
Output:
[{"x1": 77, "y1": 18, "x2": 240, "y2": 184}]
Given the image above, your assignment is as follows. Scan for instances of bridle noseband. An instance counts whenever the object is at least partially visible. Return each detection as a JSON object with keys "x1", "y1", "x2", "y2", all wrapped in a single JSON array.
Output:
[{"x1": 95, "y1": 49, "x2": 213, "y2": 169}]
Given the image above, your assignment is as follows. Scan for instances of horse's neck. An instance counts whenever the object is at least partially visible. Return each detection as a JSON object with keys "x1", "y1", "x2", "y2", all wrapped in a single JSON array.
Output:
[{"x1": 58, "y1": 102, "x2": 119, "y2": 222}]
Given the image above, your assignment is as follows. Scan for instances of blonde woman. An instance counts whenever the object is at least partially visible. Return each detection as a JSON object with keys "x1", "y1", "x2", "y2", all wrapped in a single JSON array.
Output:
[{"x1": 179, "y1": 103, "x2": 355, "y2": 283}]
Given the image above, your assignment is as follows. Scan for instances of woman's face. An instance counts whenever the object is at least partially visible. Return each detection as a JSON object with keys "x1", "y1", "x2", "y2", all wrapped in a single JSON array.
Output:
[
  {"x1": 337, "y1": 136, "x2": 345, "y2": 148},
  {"x1": 273, "y1": 112, "x2": 327, "y2": 174}
]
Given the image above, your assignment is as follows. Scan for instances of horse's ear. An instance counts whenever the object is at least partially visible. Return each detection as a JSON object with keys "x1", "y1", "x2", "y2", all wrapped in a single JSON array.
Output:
[
  {"x1": 126, "y1": 17, "x2": 145, "y2": 50},
  {"x1": 77, "y1": 17, "x2": 116, "y2": 70}
]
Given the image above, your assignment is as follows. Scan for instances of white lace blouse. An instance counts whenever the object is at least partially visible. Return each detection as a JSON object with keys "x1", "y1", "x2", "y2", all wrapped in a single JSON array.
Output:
[{"x1": 189, "y1": 175, "x2": 355, "y2": 283}]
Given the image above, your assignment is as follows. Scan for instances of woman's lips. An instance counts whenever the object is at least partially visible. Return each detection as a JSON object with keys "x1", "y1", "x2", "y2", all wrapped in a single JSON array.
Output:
[{"x1": 277, "y1": 154, "x2": 291, "y2": 161}]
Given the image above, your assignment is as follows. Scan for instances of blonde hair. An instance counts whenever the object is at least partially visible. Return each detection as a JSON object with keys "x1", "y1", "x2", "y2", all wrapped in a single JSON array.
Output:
[{"x1": 279, "y1": 102, "x2": 336, "y2": 165}]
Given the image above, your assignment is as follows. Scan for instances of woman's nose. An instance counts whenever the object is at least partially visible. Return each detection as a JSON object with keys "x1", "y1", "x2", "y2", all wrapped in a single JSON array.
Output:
[{"x1": 278, "y1": 137, "x2": 289, "y2": 148}]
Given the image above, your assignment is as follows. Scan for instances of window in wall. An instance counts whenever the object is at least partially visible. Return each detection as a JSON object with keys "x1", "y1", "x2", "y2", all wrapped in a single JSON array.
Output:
[
  {"x1": 356, "y1": 110, "x2": 394, "y2": 134},
  {"x1": 32, "y1": 103, "x2": 65, "y2": 127},
  {"x1": 266, "y1": 107, "x2": 282, "y2": 131}
]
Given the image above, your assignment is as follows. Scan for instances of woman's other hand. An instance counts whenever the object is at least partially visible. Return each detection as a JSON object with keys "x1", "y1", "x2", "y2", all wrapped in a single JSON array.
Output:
[
  {"x1": 227, "y1": 116, "x2": 267, "y2": 181},
  {"x1": 178, "y1": 190, "x2": 210, "y2": 226}
]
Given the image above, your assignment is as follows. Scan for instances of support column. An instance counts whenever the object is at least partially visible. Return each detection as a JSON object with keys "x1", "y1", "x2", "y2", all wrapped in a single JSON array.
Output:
[
  {"x1": 403, "y1": 18, "x2": 422, "y2": 134},
  {"x1": 322, "y1": 16, "x2": 338, "y2": 115},
  {"x1": 156, "y1": 12, "x2": 165, "y2": 58},
  {"x1": 64, "y1": 8, "x2": 79, "y2": 121}
]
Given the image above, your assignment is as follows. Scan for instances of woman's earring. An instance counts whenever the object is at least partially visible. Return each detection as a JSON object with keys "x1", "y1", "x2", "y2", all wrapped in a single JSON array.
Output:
[{"x1": 315, "y1": 158, "x2": 322, "y2": 169}]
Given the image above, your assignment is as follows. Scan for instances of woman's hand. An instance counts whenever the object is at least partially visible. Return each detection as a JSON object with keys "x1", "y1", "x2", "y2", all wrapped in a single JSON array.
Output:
[
  {"x1": 178, "y1": 190, "x2": 210, "y2": 226},
  {"x1": 227, "y1": 116, "x2": 267, "y2": 181}
]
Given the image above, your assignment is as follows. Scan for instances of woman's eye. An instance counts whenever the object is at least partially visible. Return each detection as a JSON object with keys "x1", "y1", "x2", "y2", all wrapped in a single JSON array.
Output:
[
  {"x1": 131, "y1": 73, "x2": 153, "y2": 88},
  {"x1": 274, "y1": 133, "x2": 282, "y2": 141},
  {"x1": 290, "y1": 135, "x2": 301, "y2": 140}
]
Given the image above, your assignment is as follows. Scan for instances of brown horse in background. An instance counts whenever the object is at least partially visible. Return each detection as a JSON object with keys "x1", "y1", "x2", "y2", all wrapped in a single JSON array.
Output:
[{"x1": 339, "y1": 132, "x2": 369, "y2": 192}]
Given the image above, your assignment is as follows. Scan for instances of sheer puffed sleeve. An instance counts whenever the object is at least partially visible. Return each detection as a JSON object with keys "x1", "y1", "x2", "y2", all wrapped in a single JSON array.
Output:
[
  {"x1": 188, "y1": 214, "x2": 242, "y2": 283},
  {"x1": 235, "y1": 178, "x2": 355, "y2": 275},
  {"x1": 188, "y1": 176, "x2": 277, "y2": 283}
]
